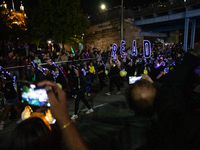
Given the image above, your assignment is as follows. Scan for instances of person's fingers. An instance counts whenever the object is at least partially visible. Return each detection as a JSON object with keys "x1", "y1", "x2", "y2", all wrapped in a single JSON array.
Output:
[
  {"x1": 46, "y1": 85, "x2": 58, "y2": 106},
  {"x1": 141, "y1": 74, "x2": 146, "y2": 78},
  {"x1": 53, "y1": 85, "x2": 67, "y2": 102},
  {"x1": 38, "y1": 80, "x2": 58, "y2": 87}
]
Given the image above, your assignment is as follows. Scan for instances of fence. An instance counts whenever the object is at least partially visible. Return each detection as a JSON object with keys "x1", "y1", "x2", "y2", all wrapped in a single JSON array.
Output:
[{"x1": 2, "y1": 58, "x2": 99, "y2": 70}]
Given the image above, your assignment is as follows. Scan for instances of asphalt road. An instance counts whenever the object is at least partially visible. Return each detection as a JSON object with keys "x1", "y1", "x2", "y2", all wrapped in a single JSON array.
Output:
[{"x1": 0, "y1": 79, "x2": 151, "y2": 150}]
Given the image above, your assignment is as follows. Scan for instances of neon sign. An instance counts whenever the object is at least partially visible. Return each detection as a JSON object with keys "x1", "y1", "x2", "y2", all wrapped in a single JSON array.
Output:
[
  {"x1": 143, "y1": 40, "x2": 151, "y2": 58},
  {"x1": 111, "y1": 43, "x2": 118, "y2": 59},
  {"x1": 120, "y1": 40, "x2": 126, "y2": 56},
  {"x1": 112, "y1": 40, "x2": 151, "y2": 58},
  {"x1": 132, "y1": 40, "x2": 137, "y2": 56}
]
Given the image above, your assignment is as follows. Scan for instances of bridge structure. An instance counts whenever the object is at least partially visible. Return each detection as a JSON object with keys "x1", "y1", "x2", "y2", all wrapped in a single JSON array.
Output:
[
  {"x1": 134, "y1": 0, "x2": 200, "y2": 51},
  {"x1": 87, "y1": 0, "x2": 200, "y2": 51}
]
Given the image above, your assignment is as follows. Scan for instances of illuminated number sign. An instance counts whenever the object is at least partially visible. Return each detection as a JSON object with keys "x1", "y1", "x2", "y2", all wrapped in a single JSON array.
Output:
[
  {"x1": 132, "y1": 40, "x2": 137, "y2": 56},
  {"x1": 120, "y1": 40, "x2": 126, "y2": 56},
  {"x1": 143, "y1": 40, "x2": 151, "y2": 58},
  {"x1": 111, "y1": 43, "x2": 118, "y2": 59}
]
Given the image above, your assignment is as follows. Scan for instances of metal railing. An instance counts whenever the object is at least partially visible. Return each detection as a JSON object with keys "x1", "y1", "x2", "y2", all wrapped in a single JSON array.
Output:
[{"x1": 2, "y1": 58, "x2": 99, "y2": 70}]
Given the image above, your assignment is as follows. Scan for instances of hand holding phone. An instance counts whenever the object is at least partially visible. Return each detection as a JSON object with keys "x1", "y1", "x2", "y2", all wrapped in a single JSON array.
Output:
[
  {"x1": 38, "y1": 81, "x2": 70, "y2": 126},
  {"x1": 17, "y1": 81, "x2": 50, "y2": 107}
]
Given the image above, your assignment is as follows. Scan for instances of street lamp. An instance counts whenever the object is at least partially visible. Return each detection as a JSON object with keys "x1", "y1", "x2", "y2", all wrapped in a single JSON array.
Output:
[{"x1": 101, "y1": 4, "x2": 106, "y2": 10}]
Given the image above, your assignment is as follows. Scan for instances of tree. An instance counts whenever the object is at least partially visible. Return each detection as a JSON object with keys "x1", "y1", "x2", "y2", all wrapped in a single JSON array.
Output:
[
  {"x1": 30, "y1": 0, "x2": 90, "y2": 48},
  {"x1": 0, "y1": 7, "x2": 11, "y2": 40}
]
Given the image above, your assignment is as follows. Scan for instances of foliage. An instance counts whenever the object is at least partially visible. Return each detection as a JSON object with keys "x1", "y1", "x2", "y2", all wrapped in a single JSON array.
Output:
[
  {"x1": 30, "y1": 0, "x2": 90, "y2": 46},
  {"x1": 0, "y1": 7, "x2": 11, "y2": 40}
]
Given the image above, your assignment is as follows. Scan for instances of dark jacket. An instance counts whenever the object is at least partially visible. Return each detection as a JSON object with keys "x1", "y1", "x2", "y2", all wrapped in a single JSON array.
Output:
[
  {"x1": 98, "y1": 65, "x2": 105, "y2": 79},
  {"x1": 156, "y1": 53, "x2": 200, "y2": 149},
  {"x1": 2, "y1": 81, "x2": 17, "y2": 99},
  {"x1": 73, "y1": 74, "x2": 87, "y2": 92}
]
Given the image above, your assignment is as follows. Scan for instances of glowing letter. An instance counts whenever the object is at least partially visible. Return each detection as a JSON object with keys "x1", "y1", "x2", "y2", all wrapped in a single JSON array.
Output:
[
  {"x1": 132, "y1": 40, "x2": 137, "y2": 56},
  {"x1": 120, "y1": 40, "x2": 126, "y2": 56},
  {"x1": 111, "y1": 43, "x2": 118, "y2": 59},
  {"x1": 143, "y1": 40, "x2": 151, "y2": 58}
]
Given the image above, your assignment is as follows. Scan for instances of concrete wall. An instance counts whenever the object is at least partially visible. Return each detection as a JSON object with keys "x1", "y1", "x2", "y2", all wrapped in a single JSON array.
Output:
[{"x1": 124, "y1": 18, "x2": 144, "y2": 47}]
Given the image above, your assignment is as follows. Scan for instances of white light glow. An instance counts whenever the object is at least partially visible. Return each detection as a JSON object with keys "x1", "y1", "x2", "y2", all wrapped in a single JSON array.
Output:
[{"x1": 101, "y1": 4, "x2": 106, "y2": 10}]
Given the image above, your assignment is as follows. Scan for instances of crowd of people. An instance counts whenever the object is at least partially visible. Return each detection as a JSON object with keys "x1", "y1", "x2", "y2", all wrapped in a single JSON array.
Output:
[{"x1": 0, "y1": 39, "x2": 191, "y2": 149}]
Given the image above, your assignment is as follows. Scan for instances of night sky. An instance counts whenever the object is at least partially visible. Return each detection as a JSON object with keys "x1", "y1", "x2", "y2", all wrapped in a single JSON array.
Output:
[{"x1": 1, "y1": 0, "x2": 161, "y2": 15}]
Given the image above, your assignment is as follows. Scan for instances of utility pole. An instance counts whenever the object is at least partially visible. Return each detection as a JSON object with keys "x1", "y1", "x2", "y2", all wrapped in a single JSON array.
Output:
[
  {"x1": 121, "y1": 0, "x2": 124, "y2": 41},
  {"x1": 12, "y1": 0, "x2": 15, "y2": 11}
]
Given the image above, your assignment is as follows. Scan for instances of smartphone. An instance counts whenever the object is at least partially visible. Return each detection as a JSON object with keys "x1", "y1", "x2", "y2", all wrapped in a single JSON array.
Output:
[
  {"x1": 17, "y1": 81, "x2": 50, "y2": 107},
  {"x1": 129, "y1": 76, "x2": 142, "y2": 84},
  {"x1": 194, "y1": 84, "x2": 200, "y2": 94}
]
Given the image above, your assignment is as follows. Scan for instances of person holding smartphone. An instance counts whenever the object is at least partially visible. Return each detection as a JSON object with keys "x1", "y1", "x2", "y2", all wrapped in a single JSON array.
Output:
[{"x1": 9, "y1": 81, "x2": 89, "y2": 150}]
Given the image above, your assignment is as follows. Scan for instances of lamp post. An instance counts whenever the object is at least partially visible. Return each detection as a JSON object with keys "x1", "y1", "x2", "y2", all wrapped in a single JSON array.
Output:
[{"x1": 121, "y1": 0, "x2": 124, "y2": 41}]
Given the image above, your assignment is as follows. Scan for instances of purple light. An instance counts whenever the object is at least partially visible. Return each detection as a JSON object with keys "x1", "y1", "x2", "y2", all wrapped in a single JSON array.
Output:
[{"x1": 154, "y1": 63, "x2": 161, "y2": 68}]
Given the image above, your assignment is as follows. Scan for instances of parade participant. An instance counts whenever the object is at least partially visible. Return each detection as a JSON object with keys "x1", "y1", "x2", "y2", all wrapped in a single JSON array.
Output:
[
  {"x1": 127, "y1": 61, "x2": 136, "y2": 78},
  {"x1": 44, "y1": 68, "x2": 54, "y2": 82},
  {"x1": 82, "y1": 62, "x2": 89, "y2": 81},
  {"x1": 97, "y1": 61, "x2": 106, "y2": 90},
  {"x1": 54, "y1": 67, "x2": 68, "y2": 89},
  {"x1": 149, "y1": 59, "x2": 164, "y2": 82},
  {"x1": 136, "y1": 57, "x2": 145, "y2": 76},
  {"x1": 0, "y1": 73, "x2": 21, "y2": 130},
  {"x1": 46, "y1": 59, "x2": 56, "y2": 72},
  {"x1": 106, "y1": 56, "x2": 121, "y2": 96},
  {"x1": 71, "y1": 66, "x2": 93, "y2": 120},
  {"x1": 31, "y1": 62, "x2": 46, "y2": 82}
]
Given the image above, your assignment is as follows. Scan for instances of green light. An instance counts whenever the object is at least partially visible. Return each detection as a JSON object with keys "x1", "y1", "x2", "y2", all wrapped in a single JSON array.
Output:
[
  {"x1": 71, "y1": 46, "x2": 75, "y2": 56},
  {"x1": 71, "y1": 46, "x2": 74, "y2": 54}
]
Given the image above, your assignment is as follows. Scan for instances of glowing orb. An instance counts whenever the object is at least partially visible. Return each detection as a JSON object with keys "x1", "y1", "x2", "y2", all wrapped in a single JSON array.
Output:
[
  {"x1": 105, "y1": 70, "x2": 108, "y2": 76},
  {"x1": 120, "y1": 70, "x2": 127, "y2": 77}
]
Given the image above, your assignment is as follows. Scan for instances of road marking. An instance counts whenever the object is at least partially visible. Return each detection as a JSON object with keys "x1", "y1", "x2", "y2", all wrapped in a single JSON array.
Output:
[{"x1": 69, "y1": 103, "x2": 108, "y2": 115}]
